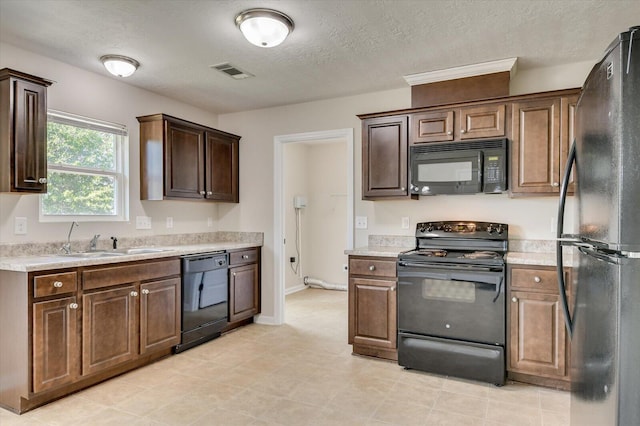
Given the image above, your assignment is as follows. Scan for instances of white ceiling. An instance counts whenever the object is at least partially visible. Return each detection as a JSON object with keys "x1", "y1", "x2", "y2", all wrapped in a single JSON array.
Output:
[{"x1": 1, "y1": 0, "x2": 638, "y2": 115}]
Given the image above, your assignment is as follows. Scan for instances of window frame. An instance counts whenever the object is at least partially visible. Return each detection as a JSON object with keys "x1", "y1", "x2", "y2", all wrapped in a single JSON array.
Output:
[{"x1": 39, "y1": 110, "x2": 129, "y2": 223}]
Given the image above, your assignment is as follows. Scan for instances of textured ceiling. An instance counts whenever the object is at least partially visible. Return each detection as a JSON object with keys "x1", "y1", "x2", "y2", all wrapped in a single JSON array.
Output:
[{"x1": 1, "y1": 0, "x2": 638, "y2": 114}]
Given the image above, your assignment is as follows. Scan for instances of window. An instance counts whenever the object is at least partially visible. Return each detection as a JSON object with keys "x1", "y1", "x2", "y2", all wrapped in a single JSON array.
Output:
[{"x1": 40, "y1": 110, "x2": 129, "y2": 222}]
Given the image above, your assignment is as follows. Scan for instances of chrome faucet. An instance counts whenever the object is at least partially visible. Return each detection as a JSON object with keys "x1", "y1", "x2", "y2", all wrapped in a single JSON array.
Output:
[
  {"x1": 89, "y1": 234, "x2": 100, "y2": 251},
  {"x1": 60, "y1": 221, "x2": 78, "y2": 254}
]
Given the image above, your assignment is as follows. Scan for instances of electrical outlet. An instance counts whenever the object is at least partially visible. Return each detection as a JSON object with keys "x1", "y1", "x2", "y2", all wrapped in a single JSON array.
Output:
[
  {"x1": 14, "y1": 217, "x2": 27, "y2": 235},
  {"x1": 290, "y1": 257, "x2": 296, "y2": 263},
  {"x1": 401, "y1": 217, "x2": 410, "y2": 229},
  {"x1": 166, "y1": 217, "x2": 173, "y2": 229},
  {"x1": 136, "y1": 216, "x2": 152, "y2": 230},
  {"x1": 355, "y1": 216, "x2": 368, "y2": 229}
]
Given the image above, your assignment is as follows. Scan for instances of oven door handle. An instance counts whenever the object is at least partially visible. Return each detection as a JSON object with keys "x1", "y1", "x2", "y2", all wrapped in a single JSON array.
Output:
[{"x1": 397, "y1": 265, "x2": 503, "y2": 287}]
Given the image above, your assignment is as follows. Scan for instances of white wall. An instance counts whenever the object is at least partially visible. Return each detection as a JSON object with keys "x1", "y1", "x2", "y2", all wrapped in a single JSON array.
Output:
[
  {"x1": 283, "y1": 141, "x2": 349, "y2": 291},
  {"x1": 0, "y1": 43, "x2": 222, "y2": 245},
  {"x1": 305, "y1": 142, "x2": 348, "y2": 285},
  {"x1": 283, "y1": 143, "x2": 309, "y2": 291}
]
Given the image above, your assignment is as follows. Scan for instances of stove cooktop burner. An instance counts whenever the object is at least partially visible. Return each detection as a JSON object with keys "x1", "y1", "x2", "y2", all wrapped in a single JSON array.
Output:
[{"x1": 400, "y1": 248, "x2": 505, "y2": 266}]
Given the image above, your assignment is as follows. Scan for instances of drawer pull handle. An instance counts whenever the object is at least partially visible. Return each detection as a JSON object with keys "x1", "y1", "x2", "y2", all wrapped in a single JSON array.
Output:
[
  {"x1": 512, "y1": 297, "x2": 518, "y2": 303},
  {"x1": 69, "y1": 303, "x2": 79, "y2": 309},
  {"x1": 53, "y1": 281, "x2": 64, "y2": 288},
  {"x1": 369, "y1": 265, "x2": 376, "y2": 271},
  {"x1": 130, "y1": 291, "x2": 139, "y2": 297},
  {"x1": 141, "y1": 289, "x2": 150, "y2": 295},
  {"x1": 534, "y1": 276, "x2": 542, "y2": 283},
  {"x1": 242, "y1": 255, "x2": 249, "y2": 259}
]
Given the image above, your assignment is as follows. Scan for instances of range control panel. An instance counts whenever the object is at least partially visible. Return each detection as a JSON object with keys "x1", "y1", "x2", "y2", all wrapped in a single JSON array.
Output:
[{"x1": 416, "y1": 221, "x2": 509, "y2": 240}]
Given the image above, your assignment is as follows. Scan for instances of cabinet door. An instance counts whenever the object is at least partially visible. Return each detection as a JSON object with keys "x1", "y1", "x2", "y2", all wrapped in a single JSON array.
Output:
[
  {"x1": 410, "y1": 110, "x2": 454, "y2": 143},
  {"x1": 32, "y1": 297, "x2": 79, "y2": 393},
  {"x1": 511, "y1": 98, "x2": 561, "y2": 194},
  {"x1": 164, "y1": 120, "x2": 205, "y2": 199},
  {"x1": 13, "y1": 79, "x2": 47, "y2": 192},
  {"x1": 82, "y1": 286, "x2": 137, "y2": 376},
  {"x1": 205, "y1": 132, "x2": 239, "y2": 202},
  {"x1": 362, "y1": 116, "x2": 410, "y2": 199},
  {"x1": 459, "y1": 104, "x2": 506, "y2": 140},
  {"x1": 348, "y1": 277, "x2": 397, "y2": 350},
  {"x1": 560, "y1": 95, "x2": 578, "y2": 193},
  {"x1": 509, "y1": 290, "x2": 567, "y2": 378},
  {"x1": 140, "y1": 278, "x2": 181, "y2": 355},
  {"x1": 229, "y1": 263, "x2": 259, "y2": 322}
]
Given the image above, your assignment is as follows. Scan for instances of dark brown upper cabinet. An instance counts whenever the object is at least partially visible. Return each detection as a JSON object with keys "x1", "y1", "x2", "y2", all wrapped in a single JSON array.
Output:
[
  {"x1": 410, "y1": 103, "x2": 506, "y2": 144},
  {"x1": 0, "y1": 68, "x2": 53, "y2": 193},
  {"x1": 137, "y1": 114, "x2": 240, "y2": 202},
  {"x1": 360, "y1": 115, "x2": 414, "y2": 200}
]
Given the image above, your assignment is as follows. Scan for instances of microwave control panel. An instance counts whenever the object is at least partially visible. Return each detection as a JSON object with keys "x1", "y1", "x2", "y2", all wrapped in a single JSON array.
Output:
[{"x1": 483, "y1": 149, "x2": 507, "y2": 193}]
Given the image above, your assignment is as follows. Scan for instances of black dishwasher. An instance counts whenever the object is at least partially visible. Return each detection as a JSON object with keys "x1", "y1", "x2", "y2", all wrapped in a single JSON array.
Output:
[{"x1": 175, "y1": 252, "x2": 228, "y2": 353}]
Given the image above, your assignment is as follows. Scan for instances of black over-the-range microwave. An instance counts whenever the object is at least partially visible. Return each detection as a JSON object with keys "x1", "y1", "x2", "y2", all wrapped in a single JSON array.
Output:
[{"x1": 409, "y1": 138, "x2": 508, "y2": 196}]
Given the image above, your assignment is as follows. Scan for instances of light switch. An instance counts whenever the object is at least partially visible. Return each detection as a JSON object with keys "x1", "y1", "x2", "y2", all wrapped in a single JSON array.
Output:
[{"x1": 136, "y1": 216, "x2": 152, "y2": 230}]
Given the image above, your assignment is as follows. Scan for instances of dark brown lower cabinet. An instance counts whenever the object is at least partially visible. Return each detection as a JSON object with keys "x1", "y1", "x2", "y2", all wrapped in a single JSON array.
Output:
[
  {"x1": 348, "y1": 256, "x2": 398, "y2": 361},
  {"x1": 140, "y1": 278, "x2": 181, "y2": 354},
  {"x1": 32, "y1": 296, "x2": 79, "y2": 393},
  {"x1": 82, "y1": 285, "x2": 138, "y2": 376},
  {"x1": 227, "y1": 247, "x2": 261, "y2": 327},
  {"x1": 507, "y1": 265, "x2": 572, "y2": 390}
]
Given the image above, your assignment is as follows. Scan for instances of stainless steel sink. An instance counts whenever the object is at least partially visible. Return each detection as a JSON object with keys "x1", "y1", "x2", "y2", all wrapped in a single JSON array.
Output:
[
  {"x1": 59, "y1": 251, "x2": 126, "y2": 258},
  {"x1": 57, "y1": 247, "x2": 172, "y2": 258},
  {"x1": 113, "y1": 247, "x2": 172, "y2": 254}
]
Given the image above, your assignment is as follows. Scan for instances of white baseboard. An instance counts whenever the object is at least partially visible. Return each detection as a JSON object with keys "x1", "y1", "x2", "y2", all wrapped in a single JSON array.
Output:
[
  {"x1": 254, "y1": 314, "x2": 279, "y2": 325},
  {"x1": 285, "y1": 284, "x2": 307, "y2": 295}
]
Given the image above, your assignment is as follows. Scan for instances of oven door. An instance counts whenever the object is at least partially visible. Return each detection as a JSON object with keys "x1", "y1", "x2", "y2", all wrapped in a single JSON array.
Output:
[
  {"x1": 410, "y1": 149, "x2": 482, "y2": 195},
  {"x1": 397, "y1": 262, "x2": 505, "y2": 345}
]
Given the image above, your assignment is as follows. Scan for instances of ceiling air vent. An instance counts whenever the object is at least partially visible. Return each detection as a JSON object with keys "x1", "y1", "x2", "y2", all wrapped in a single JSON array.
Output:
[{"x1": 211, "y1": 63, "x2": 254, "y2": 80}]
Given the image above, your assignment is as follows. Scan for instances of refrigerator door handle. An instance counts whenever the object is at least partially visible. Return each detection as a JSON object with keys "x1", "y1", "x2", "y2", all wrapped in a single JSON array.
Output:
[{"x1": 556, "y1": 138, "x2": 577, "y2": 338}]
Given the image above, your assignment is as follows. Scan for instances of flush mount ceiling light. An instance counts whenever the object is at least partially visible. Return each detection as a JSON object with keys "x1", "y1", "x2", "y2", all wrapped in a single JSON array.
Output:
[
  {"x1": 235, "y1": 8, "x2": 294, "y2": 48},
  {"x1": 100, "y1": 55, "x2": 140, "y2": 77}
]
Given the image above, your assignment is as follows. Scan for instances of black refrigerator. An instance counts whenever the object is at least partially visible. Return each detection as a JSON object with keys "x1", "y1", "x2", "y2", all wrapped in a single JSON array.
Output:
[{"x1": 556, "y1": 26, "x2": 640, "y2": 426}]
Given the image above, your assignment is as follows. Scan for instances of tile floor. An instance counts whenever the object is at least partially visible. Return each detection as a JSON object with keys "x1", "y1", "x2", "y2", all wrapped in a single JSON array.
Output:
[{"x1": 1, "y1": 288, "x2": 570, "y2": 425}]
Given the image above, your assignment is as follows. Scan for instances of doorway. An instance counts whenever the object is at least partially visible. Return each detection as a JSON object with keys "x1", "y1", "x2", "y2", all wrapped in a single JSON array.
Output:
[{"x1": 273, "y1": 129, "x2": 354, "y2": 324}]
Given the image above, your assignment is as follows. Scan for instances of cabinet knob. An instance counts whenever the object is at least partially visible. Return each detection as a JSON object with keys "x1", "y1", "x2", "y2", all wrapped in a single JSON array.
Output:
[
  {"x1": 242, "y1": 254, "x2": 249, "y2": 259},
  {"x1": 447, "y1": 131, "x2": 452, "y2": 135},
  {"x1": 534, "y1": 276, "x2": 542, "y2": 283},
  {"x1": 130, "y1": 291, "x2": 139, "y2": 297},
  {"x1": 552, "y1": 182, "x2": 559, "y2": 187},
  {"x1": 390, "y1": 286, "x2": 396, "y2": 291},
  {"x1": 53, "y1": 281, "x2": 63, "y2": 288},
  {"x1": 460, "y1": 129, "x2": 466, "y2": 133},
  {"x1": 369, "y1": 265, "x2": 376, "y2": 271},
  {"x1": 233, "y1": 272, "x2": 236, "y2": 276},
  {"x1": 512, "y1": 297, "x2": 518, "y2": 303},
  {"x1": 199, "y1": 191, "x2": 206, "y2": 195},
  {"x1": 38, "y1": 177, "x2": 48, "y2": 184},
  {"x1": 141, "y1": 289, "x2": 150, "y2": 295},
  {"x1": 207, "y1": 191, "x2": 213, "y2": 195},
  {"x1": 400, "y1": 187, "x2": 405, "y2": 191},
  {"x1": 69, "y1": 303, "x2": 79, "y2": 309}
]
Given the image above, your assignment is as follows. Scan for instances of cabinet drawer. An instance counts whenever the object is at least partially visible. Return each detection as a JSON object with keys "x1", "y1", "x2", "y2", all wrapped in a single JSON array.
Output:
[
  {"x1": 83, "y1": 259, "x2": 180, "y2": 290},
  {"x1": 349, "y1": 258, "x2": 396, "y2": 278},
  {"x1": 33, "y1": 271, "x2": 77, "y2": 298},
  {"x1": 510, "y1": 267, "x2": 559, "y2": 293},
  {"x1": 229, "y1": 248, "x2": 258, "y2": 265}
]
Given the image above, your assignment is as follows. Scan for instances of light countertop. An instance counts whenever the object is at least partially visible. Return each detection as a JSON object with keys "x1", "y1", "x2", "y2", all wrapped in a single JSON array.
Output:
[{"x1": 0, "y1": 242, "x2": 260, "y2": 273}]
